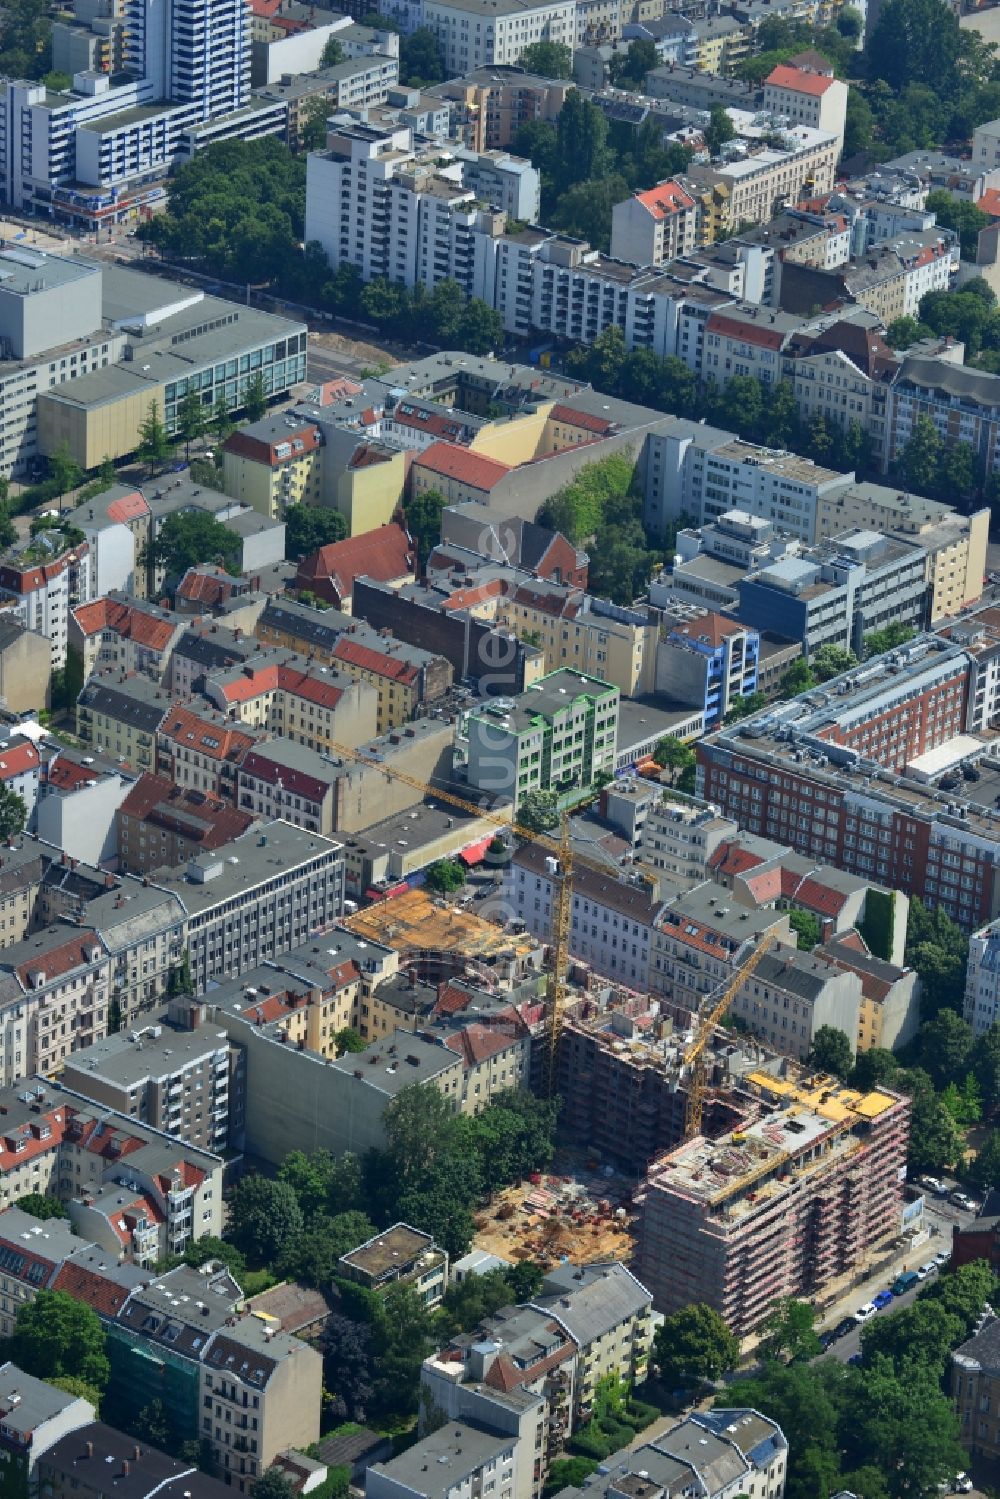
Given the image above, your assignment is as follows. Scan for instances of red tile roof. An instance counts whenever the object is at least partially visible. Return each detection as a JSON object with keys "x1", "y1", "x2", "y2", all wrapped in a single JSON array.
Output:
[
  {"x1": 440, "y1": 579, "x2": 507, "y2": 613},
  {"x1": 12, "y1": 930, "x2": 104, "y2": 990},
  {"x1": 106, "y1": 491, "x2": 149, "y2": 525},
  {"x1": 332, "y1": 636, "x2": 419, "y2": 684},
  {"x1": 705, "y1": 311, "x2": 788, "y2": 351},
  {"x1": 743, "y1": 867, "x2": 783, "y2": 904},
  {"x1": 0, "y1": 739, "x2": 39, "y2": 780},
  {"x1": 73, "y1": 597, "x2": 178, "y2": 652},
  {"x1": 119, "y1": 772, "x2": 254, "y2": 846},
  {"x1": 445, "y1": 1025, "x2": 523, "y2": 1068},
  {"x1": 223, "y1": 423, "x2": 322, "y2": 468},
  {"x1": 241, "y1": 748, "x2": 329, "y2": 802},
  {"x1": 633, "y1": 180, "x2": 696, "y2": 219},
  {"x1": 792, "y1": 874, "x2": 849, "y2": 917},
  {"x1": 979, "y1": 188, "x2": 1000, "y2": 219},
  {"x1": 766, "y1": 62, "x2": 836, "y2": 95},
  {"x1": 549, "y1": 403, "x2": 617, "y2": 435},
  {"x1": 295, "y1": 522, "x2": 415, "y2": 606},
  {"x1": 669, "y1": 612, "x2": 747, "y2": 648},
  {"x1": 160, "y1": 705, "x2": 257, "y2": 763},
  {"x1": 709, "y1": 841, "x2": 767, "y2": 877},
  {"x1": 214, "y1": 662, "x2": 346, "y2": 711},
  {"x1": 51, "y1": 1260, "x2": 135, "y2": 1316},
  {"x1": 0, "y1": 1108, "x2": 67, "y2": 1170},
  {"x1": 46, "y1": 757, "x2": 104, "y2": 792},
  {"x1": 177, "y1": 567, "x2": 243, "y2": 607},
  {"x1": 415, "y1": 443, "x2": 510, "y2": 493}
]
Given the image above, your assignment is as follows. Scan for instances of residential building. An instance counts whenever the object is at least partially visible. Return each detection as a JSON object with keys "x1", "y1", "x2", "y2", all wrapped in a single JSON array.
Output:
[
  {"x1": 529, "y1": 1262, "x2": 653, "y2": 1417},
  {"x1": 657, "y1": 614, "x2": 759, "y2": 728},
  {"x1": 975, "y1": 117, "x2": 1000, "y2": 171},
  {"x1": 221, "y1": 417, "x2": 324, "y2": 521},
  {"x1": 695, "y1": 638, "x2": 1000, "y2": 931},
  {"x1": 953, "y1": 1316, "x2": 1000, "y2": 1466},
  {"x1": 965, "y1": 917, "x2": 1000, "y2": 1036},
  {"x1": 156, "y1": 705, "x2": 265, "y2": 802},
  {"x1": 610, "y1": 180, "x2": 698, "y2": 268},
  {"x1": 102, "y1": 1264, "x2": 322, "y2": 1491},
  {"x1": 572, "y1": 1411, "x2": 787, "y2": 1499},
  {"x1": 76, "y1": 672, "x2": 169, "y2": 771},
  {"x1": 294, "y1": 523, "x2": 415, "y2": 611},
  {"x1": 69, "y1": 596, "x2": 186, "y2": 685},
  {"x1": 367, "y1": 1425, "x2": 517, "y2": 1499},
  {"x1": 0, "y1": 926, "x2": 109, "y2": 1084},
  {"x1": 0, "y1": 1364, "x2": 96, "y2": 1496},
  {"x1": 0, "y1": 735, "x2": 41, "y2": 828},
  {"x1": 0, "y1": 1082, "x2": 224, "y2": 1257},
  {"x1": 651, "y1": 886, "x2": 793, "y2": 1025},
  {"x1": 61, "y1": 1024, "x2": 231, "y2": 1153},
  {"x1": 256, "y1": 50, "x2": 401, "y2": 152},
  {"x1": 495, "y1": 580, "x2": 660, "y2": 697},
  {"x1": 637, "y1": 1070, "x2": 910, "y2": 1333},
  {"x1": 0, "y1": 617, "x2": 53, "y2": 714},
  {"x1": 65, "y1": 877, "x2": 186, "y2": 1028},
  {"x1": 638, "y1": 797, "x2": 739, "y2": 882},
  {"x1": 421, "y1": 0, "x2": 575, "y2": 72},
  {"x1": 506, "y1": 841, "x2": 661, "y2": 992},
  {"x1": 884, "y1": 357, "x2": 1000, "y2": 484},
  {"x1": 425, "y1": 69, "x2": 570, "y2": 153},
  {"x1": 734, "y1": 529, "x2": 928, "y2": 659},
  {"x1": 0, "y1": 530, "x2": 93, "y2": 672},
  {"x1": 824, "y1": 932, "x2": 921, "y2": 1053},
  {"x1": 203, "y1": 654, "x2": 379, "y2": 756},
  {"x1": 338, "y1": 1223, "x2": 448, "y2": 1307},
  {"x1": 683, "y1": 127, "x2": 839, "y2": 235},
  {"x1": 779, "y1": 235, "x2": 956, "y2": 323},
  {"x1": 729, "y1": 947, "x2": 863, "y2": 1061},
  {"x1": 763, "y1": 58, "x2": 848, "y2": 158},
  {"x1": 115, "y1": 773, "x2": 255, "y2": 875},
  {"x1": 465, "y1": 668, "x2": 619, "y2": 812},
  {"x1": 0, "y1": 1211, "x2": 93, "y2": 1339},
  {"x1": 36, "y1": 1423, "x2": 238, "y2": 1499},
  {"x1": 151, "y1": 821, "x2": 343, "y2": 994},
  {"x1": 64, "y1": 486, "x2": 152, "y2": 600}
]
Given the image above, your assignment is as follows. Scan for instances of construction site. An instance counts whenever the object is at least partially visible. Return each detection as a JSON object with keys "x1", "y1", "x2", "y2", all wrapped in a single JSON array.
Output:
[
  {"x1": 344, "y1": 888, "x2": 543, "y2": 989},
  {"x1": 472, "y1": 1164, "x2": 636, "y2": 1269}
]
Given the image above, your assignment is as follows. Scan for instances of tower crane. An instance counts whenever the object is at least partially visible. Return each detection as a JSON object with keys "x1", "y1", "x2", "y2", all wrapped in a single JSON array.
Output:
[
  {"x1": 682, "y1": 933, "x2": 775, "y2": 1140},
  {"x1": 327, "y1": 738, "x2": 646, "y2": 1096}
]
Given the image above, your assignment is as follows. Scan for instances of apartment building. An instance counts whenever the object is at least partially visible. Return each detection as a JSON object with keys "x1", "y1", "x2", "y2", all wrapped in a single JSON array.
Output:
[
  {"x1": 338, "y1": 1223, "x2": 448, "y2": 1307},
  {"x1": 0, "y1": 1364, "x2": 96, "y2": 1484},
  {"x1": 294, "y1": 523, "x2": 415, "y2": 612},
  {"x1": 156, "y1": 705, "x2": 266, "y2": 802},
  {"x1": 0, "y1": 1211, "x2": 89, "y2": 1339},
  {"x1": 574, "y1": 1412, "x2": 787, "y2": 1499},
  {"x1": 204, "y1": 655, "x2": 379, "y2": 754},
  {"x1": 498, "y1": 580, "x2": 660, "y2": 697},
  {"x1": 61, "y1": 1024, "x2": 231, "y2": 1153},
  {"x1": 780, "y1": 235, "x2": 956, "y2": 323},
  {"x1": 465, "y1": 668, "x2": 618, "y2": 811},
  {"x1": 506, "y1": 842, "x2": 661, "y2": 992},
  {"x1": 824, "y1": 933, "x2": 920, "y2": 1053},
  {"x1": 151, "y1": 822, "x2": 344, "y2": 994},
  {"x1": 255, "y1": 598, "x2": 453, "y2": 732},
  {"x1": 685, "y1": 127, "x2": 839, "y2": 233},
  {"x1": 965, "y1": 918, "x2": 1000, "y2": 1036},
  {"x1": 425, "y1": 68, "x2": 571, "y2": 152},
  {"x1": 638, "y1": 798, "x2": 739, "y2": 882},
  {"x1": 941, "y1": 609, "x2": 1000, "y2": 734},
  {"x1": 763, "y1": 60, "x2": 848, "y2": 157},
  {"x1": 696, "y1": 639, "x2": 1000, "y2": 931},
  {"x1": 115, "y1": 774, "x2": 255, "y2": 875},
  {"x1": 0, "y1": 926, "x2": 109, "y2": 1085},
  {"x1": 657, "y1": 614, "x2": 759, "y2": 729},
  {"x1": 0, "y1": 735, "x2": 40, "y2": 827},
  {"x1": 102, "y1": 1263, "x2": 322, "y2": 1491},
  {"x1": 735, "y1": 530, "x2": 929, "y2": 661},
  {"x1": 368, "y1": 1426, "x2": 518, "y2": 1499},
  {"x1": 0, "y1": 533, "x2": 93, "y2": 672},
  {"x1": 70, "y1": 596, "x2": 185, "y2": 685},
  {"x1": 37, "y1": 1423, "x2": 240, "y2": 1499},
  {"x1": 422, "y1": 0, "x2": 574, "y2": 71},
  {"x1": 610, "y1": 180, "x2": 698, "y2": 269},
  {"x1": 651, "y1": 886, "x2": 793, "y2": 1024},
  {"x1": 76, "y1": 672, "x2": 170, "y2": 772},
  {"x1": 729, "y1": 947, "x2": 862, "y2": 1062},
  {"x1": 885, "y1": 357, "x2": 1000, "y2": 483},
  {"x1": 974, "y1": 117, "x2": 1000, "y2": 170},
  {"x1": 637, "y1": 1070, "x2": 909, "y2": 1333},
  {"x1": 0, "y1": 1082, "x2": 223, "y2": 1258}
]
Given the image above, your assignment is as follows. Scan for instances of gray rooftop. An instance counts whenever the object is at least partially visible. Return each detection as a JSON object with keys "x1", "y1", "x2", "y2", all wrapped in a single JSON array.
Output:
[
  {"x1": 531, "y1": 1262, "x2": 651, "y2": 1347},
  {"x1": 328, "y1": 1027, "x2": 460, "y2": 1095},
  {"x1": 0, "y1": 1361, "x2": 95, "y2": 1437},
  {"x1": 0, "y1": 247, "x2": 99, "y2": 296},
  {"x1": 369, "y1": 1423, "x2": 516, "y2": 1499},
  {"x1": 151, "y1": 821, "x2": 341, "y2": 916},
  {"x1": 62, "y1": 1022, "x2": 229, "y2": 1092}
]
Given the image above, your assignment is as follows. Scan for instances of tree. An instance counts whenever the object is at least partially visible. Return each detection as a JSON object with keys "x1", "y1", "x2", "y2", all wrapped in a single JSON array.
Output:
[
  {"x1": 15, "y1": 1193, "x2": 68, "y2": 1219},
  {"x1": 183, "y1": 1236, "x2": 247, "y2": 1279},
  {"x1": 863, "y1": 622, "x2": 916, "y2": 659},
  {"x1": 608, "y1": 39, "x2": 657, "y2": 88},
  {"x1": 851, "y1": 1047, "x2": 900, "y2": 1091},
  {"x1": 425, "y1": 859, "x2": 466, "y2": 894},
  {"x1": 321, "y1": 1312, "x2": 376, "y2": 1423},
  {"x1": 906, "y1": 898, "x2": 969, "y2": 1020},
  {"x1": 11, "y1": 1291, "x2": 110, "y2": 1391},
  {"x1": 253, "y1": 1471, "x2": 297, "y2": 1499},
  {"x1": 334, "y1": 1027, "x2": 367, "y2": 1056},
  {"x1": 917, "y1": 1009, "x2": 973, "y2": 1089},
  {"x1": 137, "y1": 402, "x2": 173, "y2": 477},
  {"x1": 555, "y1": 90, "x2": 611, "y2": 190},
  {"x1": 320, "y1": 35, "x2": 345, "y2": 66},
  {"x1": 789, "y1": 910, "x2": 820, "y2": 952},
  {"x1": 808, "y1": 1026, "x2": 854, "y2": 1078},
  {"x1": 0, "y1": 502, "x2": 17, "y2": 549},
  {"x1": 403, "y1": 487, "x2": 445, "y2": 570},
  {"x1": 899, "y1": 414, "x2": 941, "y2": 497},
  {"x1": 760, "y1": 1298, "x2": 822, "y2": 1364},
  {"x1": 654, "y1": 1303, "x2": 739, "y2": 1390},
  {"x1": 726, "y1": 690, "x2": 768, "y2": 723},
  {"x1": 780, "y1": 658, "x2": 816, "y2": 697},
  {"x1": 866, "y1": 0, "x2": 962, "y2": 93},
  {"x1": 811, "y1": 643, "x2": 857, "y2": 682},
  {"x1": 279, "y1": 1210, "x2": 377, "y2": 1287},
  {"x1": 176, "y1": 389, "x2": 208, "y2": 459},
  {"x1": 705, "y1": 105, "x2": 735, "y2": 158},
  {"x1": 969, "y1": 1129, "x2": 1000, "y2": 1191},
  {"x1": 545, "y1": 1458, "x2": 599, "y2": 1493},
  {"x1": 0, "y1": 783, "x2": 27, "y2": 841},
  {"x1": 143, "y1": 510, "x2": 241, "y2": 580},
  {"x1": 301, "y1": 93, "x2": 335, "y2": 152},
  {"x1": 926, "y1": 189, "x2": 990, "y2": 261},
  {"x1": 277, "y1": 1148, "x2": 362, "y2": 1217},
  {"x1": 383, "y1": 1083, "x2": 461, "y2": 1188},
  {"x1": 901, "y1": 1070, "x2": 963, "y2": 1171},
  {"x1": 652, "y1": 735, "x2": 695, "y2": 784},
  {"x1": 885, "y1": 315, "x2": 929, "y2": 350},
  {"x1": 456, "y1": 296, "x2": 502, "y2": 356},
  {"x1": 973, "y1": 1025, "x2": 1000, "y2": 1116},
  {"x1": 847, "y1": 1359, "x2": 965, "y2": 1499},
  {"x1": 50, "y1": 1375, "x2": 102, "y2": 1414},
  {"x1": 517, "y1": 789, "x2": 560, "y2": 833},
  {"x1": 285, "y1": 503, "x2": 348, "y2": 559},
  {"x1": 400, "y1": 27, "x2": 445, "y2": 85},
  {"x1": 519, "y1": 40, "x2": 573, "y2": 77},
  {"x1": 550, "y1": 173, "x2": 631, "y2": 255},
  {"x1": 212, "y1": 392, "x2": 234, "y2": 445},
  {"x1": 49, "y1": 442, "x2": 83, "y2": 499},
  {"x1": 227, "y1": 1175, "x2": 304, "y2": 1266},
  {"x1": 134, "y1": 1399, "x2": 173, "y2": 1449},
  {"x1": 241, "y1": 371, "x2": 268, "y2": 422}
]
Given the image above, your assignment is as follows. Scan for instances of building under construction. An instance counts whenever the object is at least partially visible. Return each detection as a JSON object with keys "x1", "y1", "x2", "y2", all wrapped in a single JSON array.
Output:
[
  {"x1": 635, "y1": 1070, "x2": 910, "y2": 1336},
  {"x1": 554, "y1": 1008, "x2": 771, "y2": 1177}
]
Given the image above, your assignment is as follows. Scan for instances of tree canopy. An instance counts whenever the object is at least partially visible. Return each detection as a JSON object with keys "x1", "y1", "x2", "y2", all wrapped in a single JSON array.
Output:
[
  {"x1": 11, "y1": 1291, "x2": 110, "y2": 1392},
  {"x1": 142, "y1": 511, "x2": 241, "y2": 581},
  {"x1": 654, "y1": 1303, "x2": 740, "y2": 1390}
]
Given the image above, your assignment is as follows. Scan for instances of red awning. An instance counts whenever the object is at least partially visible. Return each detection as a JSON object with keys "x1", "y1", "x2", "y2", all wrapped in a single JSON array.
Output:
[{"x1": 459, "y1": 836, "x2": 493, "y2": 866}]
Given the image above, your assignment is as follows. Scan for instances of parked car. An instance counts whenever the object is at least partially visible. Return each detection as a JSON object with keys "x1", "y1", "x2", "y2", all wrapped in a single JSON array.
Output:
[
  {"x1": 934, "y1": 1250, "x2": 951, "y2": 1267},
  {"x1": 892, "y1": 1270, "x2": 920, "y2": 1295},
  {"x1": 917, "y1": 1262, "x2": 938, "y2": 1280},
  {"x1": 834, "y1": 1317, "x2": 857, "y2": 1339},
  {"x1": 954, "y1": 1475, "x2": 973, "y2": 1493},
  {"x1": 819, "y1": 1329, "x2": 837, "y2": 1350},
  {"x1": 854, "y1": 1303, "x2": 877, "y2": 1322},
  {"x1": 951, "y1": 1191, "x2": 976, "y2": 1211},
  {"x1": 872, "y1": 1290, "x2": 894, "y2": 1309},
  {"x1": 848, "y1": 1352, "x2": 863, "y2": 1366},
  {"x1": 920, "y1": 1175, "x2": 947, "y2": 1194}
]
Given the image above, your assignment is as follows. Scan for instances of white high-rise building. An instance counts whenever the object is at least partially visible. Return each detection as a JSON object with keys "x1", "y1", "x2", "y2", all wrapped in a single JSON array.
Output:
[
  {"x1": 125, "y1": 0, "x2": 251, "y2": 118},
  {"x1": 965, "y1": 918, "x2": 1000, "y2": 1036}
]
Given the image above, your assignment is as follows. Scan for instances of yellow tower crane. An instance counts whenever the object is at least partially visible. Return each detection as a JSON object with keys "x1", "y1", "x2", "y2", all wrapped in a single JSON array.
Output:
[
  {"x1": 682, "y1": 933, "x2": 775, "y2": 1139},
  {"x1": 328, "y1": 740, "x2": 643, "y2": 1096}
]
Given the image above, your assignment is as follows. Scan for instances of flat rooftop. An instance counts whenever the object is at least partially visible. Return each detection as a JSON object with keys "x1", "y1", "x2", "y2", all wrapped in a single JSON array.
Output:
[
  {"x1": 62, "y1": 1023, "x2": 228, "y2": 1089},
  {"x1": 339, "y1": 1222, "x2": 437, "y2": 1277},
  {"x1": 0, "y1": 247, "x2": 98, "y2": 295},
  {"x1": 344, "y1": 887, "x2": 538, "y2": 964}
]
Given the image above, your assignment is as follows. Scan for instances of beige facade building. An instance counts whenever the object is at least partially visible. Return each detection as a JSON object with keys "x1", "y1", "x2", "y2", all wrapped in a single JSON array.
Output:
[
  {"x1": 0, "y1": 614, "x2": 53, "y2": 712},
  {"x1": 498, "y1": 580, "x2": 660, "y2": 696},
  {"x1": 686, "y1": 127, "x2": 838, "y2": 232}
]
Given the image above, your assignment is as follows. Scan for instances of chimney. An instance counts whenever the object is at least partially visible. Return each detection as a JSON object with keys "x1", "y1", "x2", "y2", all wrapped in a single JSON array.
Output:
[
  {"x1": 134, "y1": 1447, "x2": 142, "y2": 1461},
  {"x1": 85, "y1": 1443, "x2": 93, "y2": 1459},
  {"x1": 123, "y1": 1461, "x2": 130, "y2": 1477}
]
